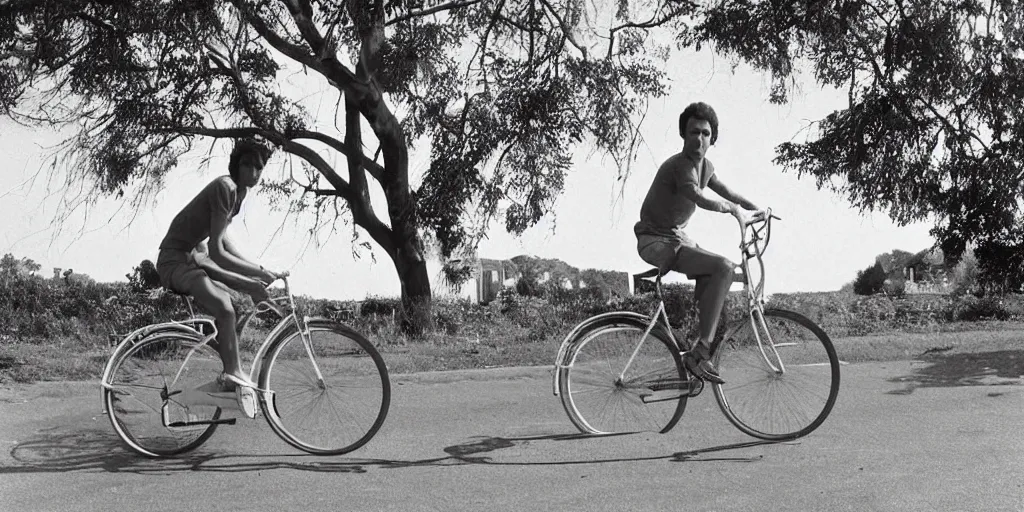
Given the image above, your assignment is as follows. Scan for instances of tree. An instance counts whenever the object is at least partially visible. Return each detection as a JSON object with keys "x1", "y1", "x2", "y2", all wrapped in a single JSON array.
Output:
[
  {"x1": 11, "y1": 1, "x2": 1016, "y2": 330},
  {"x1": 853, "y1": 261, "x2": 886, "y2": 295},
  {"x1": 1, "y1": 0, "x2": 683, "y2": 334},
  {"x1": 688, "y1": 0, "x2": 1024, "y2": 285},
  {"x1": 0, "y1": 253, "x2": 41, "y2": 280},
  {"x1": 127, "y1": 259, "x2": 162, "y2": 293}
]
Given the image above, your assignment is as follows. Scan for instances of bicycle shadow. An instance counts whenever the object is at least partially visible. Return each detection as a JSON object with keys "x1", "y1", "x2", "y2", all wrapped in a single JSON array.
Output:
[
  {"x1": 1, "y1": 427, "x2": 785, "y2": 475},
  {"x1": 887, "y1": 349, "x2": 1024, "y2": 395}
]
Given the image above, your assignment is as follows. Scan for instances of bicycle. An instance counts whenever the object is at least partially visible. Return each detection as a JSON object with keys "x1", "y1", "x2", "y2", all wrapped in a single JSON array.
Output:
[
  {"x1": 552, "y1": 209, "x2": 840, "y2": 441},
  {"x1": 100, "y1": 276, "x2": 391, "y2": 458}
]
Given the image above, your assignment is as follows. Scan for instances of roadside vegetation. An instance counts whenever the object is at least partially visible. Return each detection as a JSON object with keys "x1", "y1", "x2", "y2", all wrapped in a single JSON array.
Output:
[{"x1": 3, "y1": 252, "x2": 1023, "y2": 384}]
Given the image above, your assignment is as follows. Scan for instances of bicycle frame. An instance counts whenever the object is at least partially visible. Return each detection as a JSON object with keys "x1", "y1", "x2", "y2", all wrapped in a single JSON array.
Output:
[
  {"x1": 100, "y1": 277, "x2": 317, "y2": 413},
  {"x1": 552, "y1": 208, "x2": 785, "y2": 396}
]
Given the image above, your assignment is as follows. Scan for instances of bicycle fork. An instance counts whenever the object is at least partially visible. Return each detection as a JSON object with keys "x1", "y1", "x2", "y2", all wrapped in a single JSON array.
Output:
[{"x1": 296, "y1": 315, "x2": 327, "y2": 389}]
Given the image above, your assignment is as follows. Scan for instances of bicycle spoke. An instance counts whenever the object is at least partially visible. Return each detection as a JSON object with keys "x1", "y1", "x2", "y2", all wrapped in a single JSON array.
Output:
[
  {"x1": 559, "y1": 321, "x2": 686, "y2": 435},
  {"x1": 714, "y1": 310, "x2": 839, "y2": 440},
  {"x1": 261, "y1": 322, "x2": 389, "y2": 455}
]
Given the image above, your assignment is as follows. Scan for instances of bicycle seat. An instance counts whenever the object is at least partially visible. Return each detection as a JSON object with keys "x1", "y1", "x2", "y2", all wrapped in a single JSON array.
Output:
[{"x1": 634, "y1": 267, "x2": 670, "y2": 281}]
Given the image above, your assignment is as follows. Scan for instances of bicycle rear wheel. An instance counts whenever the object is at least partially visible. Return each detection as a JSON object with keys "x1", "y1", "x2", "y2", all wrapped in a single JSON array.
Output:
[
  {"x1": 104, "y1": 333, "x2": 223, "y2": 457},
  {"x1": 713, "y1": 308, "x2": 840, "y2": 440},
  {"x1": 259, "y1": 319, "x2": 390, "y2": 455},
  {"x1": 558, "y1": 316, "x2": 688, "y2": 435}
]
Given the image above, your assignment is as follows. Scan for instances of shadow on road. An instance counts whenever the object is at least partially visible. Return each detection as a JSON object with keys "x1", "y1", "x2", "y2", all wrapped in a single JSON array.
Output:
[
  {"x1": 887, "y1": 349, "x2": 1024, "y2": 395},
  {"x1": 2, "y1": 428, "x2": 784, "y2": 475}
]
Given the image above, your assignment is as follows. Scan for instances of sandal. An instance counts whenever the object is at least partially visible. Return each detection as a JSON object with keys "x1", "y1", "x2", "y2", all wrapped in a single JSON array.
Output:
[{"x1": 683, "y1": 344, "x2": 725, "y2": 384}]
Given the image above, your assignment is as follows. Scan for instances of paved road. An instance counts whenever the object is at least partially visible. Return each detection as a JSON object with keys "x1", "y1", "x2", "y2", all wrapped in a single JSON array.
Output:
[{"x1": 1, "y1": 358, "x2": 1023, "y2": 511}]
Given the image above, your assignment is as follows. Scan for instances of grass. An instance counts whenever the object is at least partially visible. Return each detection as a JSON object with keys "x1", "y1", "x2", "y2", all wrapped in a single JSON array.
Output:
[{"x1": 3, "y1": 318, "x2": 1024, "y2": 385}]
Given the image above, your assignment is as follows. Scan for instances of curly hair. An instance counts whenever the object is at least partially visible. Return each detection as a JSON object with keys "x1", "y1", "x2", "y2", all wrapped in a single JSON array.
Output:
[
  {"x1": 678, "y1": 102, "x2": 719, "y2": 145},
  {"x1": 228, "y1": 138, "x2": 274, "y2": 181}
]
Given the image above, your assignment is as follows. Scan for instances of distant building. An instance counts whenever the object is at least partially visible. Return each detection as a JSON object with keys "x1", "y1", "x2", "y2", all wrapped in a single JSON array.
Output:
[
  {"x1": 902, "y1": 248, "x2": 951, "y2": 294},
  {"x1": 476, "y1": 258, "x2": 508, "y2": 304},
  {"x1": 875, "y1": 247, "x2": 952, "y2": 295}
]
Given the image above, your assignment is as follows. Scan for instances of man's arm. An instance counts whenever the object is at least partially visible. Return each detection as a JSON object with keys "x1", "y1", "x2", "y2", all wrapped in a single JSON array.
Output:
[
  {"x1": 707, "y1": 175, "x2": 758, "y2": 210},
  {"x1": 223, "y1": 236, "x2": 276, "y2": 282},
  {"x1": 207, "y1": 211, "x2": 268, "y2": 284},
  {"x1": 679, "y1": 182, "x2": 739, "y2": 214}
]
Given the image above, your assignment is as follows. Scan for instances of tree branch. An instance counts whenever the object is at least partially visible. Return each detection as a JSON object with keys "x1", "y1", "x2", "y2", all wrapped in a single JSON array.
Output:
[
  {"x1": 386, "y1": 0, "x2": 484, "y2": 26},
  {"x1": 538, "y1": 0, "x2": 586, "y2": 59},
  {"x1": 478, "y1": 0, "x2": 508, "y2": 91},
  {"x1": 166, "y1": 125, "x2": 355, "y2": 201},
  {"x1": 290, "y1": 129, "x2": 385, "y2": 182},
  {"x1": 228, "y1": 0, "x2": 317, "y2": 68},
  {"x1": 343, "y1": 95, "x2": 394, "y2": 257}
]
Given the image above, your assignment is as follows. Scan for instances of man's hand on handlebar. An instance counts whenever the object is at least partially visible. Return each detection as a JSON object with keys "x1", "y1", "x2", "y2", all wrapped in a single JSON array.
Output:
[
  {"x1": 259, "y1": 267, "x2": 290, "y2": 285},
  {"x1": 246, "y1": 279, "x2": 272, "y2": 304},
  {"x1": 728, "y1": 203, "x2": 756, "y2": 226}
]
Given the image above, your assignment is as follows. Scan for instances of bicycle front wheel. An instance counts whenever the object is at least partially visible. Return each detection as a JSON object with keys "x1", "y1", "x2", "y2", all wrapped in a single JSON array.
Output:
[
  {"x1": 713, "y1": 309, "x2": 840, "y2": 440},
  {"x1": 104, "y1": 333, "x2": 223, "y2": 457},
  {"x1": 259, "y1": 319, "x2": 390, "y2": 455},
  {"x1": 559, "y1": 316, "x2": 688, "y2": 435}
]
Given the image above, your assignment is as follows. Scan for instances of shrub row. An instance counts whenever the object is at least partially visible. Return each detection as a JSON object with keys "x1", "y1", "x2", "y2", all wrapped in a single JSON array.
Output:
[{"x1": 4, "y1": 272, "x2": 1024, "y2": 346}]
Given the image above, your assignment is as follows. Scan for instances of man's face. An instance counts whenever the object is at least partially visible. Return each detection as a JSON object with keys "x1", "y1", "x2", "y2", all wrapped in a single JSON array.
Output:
[
  {"x1": 238, "y1": 153, "x2": 265, "y2": 187},
  {"x1": 681, "y1": 117, "x2": 712, "y2": 160}
]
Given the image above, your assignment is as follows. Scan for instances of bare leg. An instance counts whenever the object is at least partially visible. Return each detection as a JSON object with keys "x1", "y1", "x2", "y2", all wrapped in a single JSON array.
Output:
[
  {"x1": 186, "y1": 276, "x2": 245, "y2": 382},
  {"x1": 672, "y1": 247, "x2": 735, "y2": 351}
]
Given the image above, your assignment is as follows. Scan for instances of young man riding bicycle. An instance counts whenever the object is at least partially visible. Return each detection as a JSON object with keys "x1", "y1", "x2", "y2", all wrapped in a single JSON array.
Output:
[
  {"x1": 634, "y1": 102, "x2": 760, "y2": 384},
  {"x1": 155, "y1": 138, "x2": 287, "y2": 418}
]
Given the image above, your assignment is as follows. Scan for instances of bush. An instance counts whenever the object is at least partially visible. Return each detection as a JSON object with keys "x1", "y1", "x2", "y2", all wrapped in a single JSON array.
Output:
[
  {"x1": 853, "y1": 262, "x2": 887, "y2": 295},
  {"x1": 947, "y1": 295, "x2": 1011, "y2": 321},
  {"x1": 359, "y1": 296, "x2": 400, "y2": 318}
]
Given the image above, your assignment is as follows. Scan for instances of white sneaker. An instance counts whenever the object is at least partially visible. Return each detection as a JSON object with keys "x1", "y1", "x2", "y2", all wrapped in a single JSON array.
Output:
[{"x1": 235, "y1": 385, "x2": 257, "y2": 419}]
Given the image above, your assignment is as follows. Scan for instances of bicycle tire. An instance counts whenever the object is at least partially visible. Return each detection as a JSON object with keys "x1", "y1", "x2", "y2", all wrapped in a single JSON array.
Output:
[
  {"x1": 713, "y1": 308, "x2": 840, "y2": 440},
  {"x1": 259, "y1": 319, "x2": 390, "y2": 455},
  {"x1": 104, "y1": 332, "x2": 223, "y2": 457},
  {"x1": 558, "y1": 314, "x2": 688, "y2": 435}
]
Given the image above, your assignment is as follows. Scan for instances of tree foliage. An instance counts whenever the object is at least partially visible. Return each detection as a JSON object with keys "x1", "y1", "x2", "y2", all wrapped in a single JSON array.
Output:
[
  {"x1": 6, "y1": 0, "x2": 1021, "y2": 317},
  {"x1": 0, "y1": 253, "x2": 41, "y2": 279},
  {"x1": 126, "y1": 259, "x2": 162, "y2": 293},
  {"x1": 852, "y1": 261, "x2": 886, "y2": 295},
  {"x1": 1, "y1": 0, "x2": 685, "y2": 332},
  {"x1": 0, "y1": 0, "x2": 673, "y2": 254},
  {"x1": 689, "y1": 0, "x2": 1024, "y2": 282}
]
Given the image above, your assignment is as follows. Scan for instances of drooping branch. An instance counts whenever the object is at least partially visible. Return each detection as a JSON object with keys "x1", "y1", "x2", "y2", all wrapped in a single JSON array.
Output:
[
  {"x1": 231, "y1": 0, "x2": 319, "y2": 68},
  {"x1": 204, "y1": 42, "x2": 268, "y2": 128},
  {"x1": 385, "y1": 0, "x2": 484, "y2": 26},
  {"x1": 169, "y1": 124, "x2": 352, "y2": 197},
  {"x1": 538, "y1": 0, "x2": 587, "y2": 58},
  {"x1": 606, "y1": 2, "x2": 693, "y2": 58},
  {"x1": 290, "y1": 129, "x2": 385, "y2": 182}
]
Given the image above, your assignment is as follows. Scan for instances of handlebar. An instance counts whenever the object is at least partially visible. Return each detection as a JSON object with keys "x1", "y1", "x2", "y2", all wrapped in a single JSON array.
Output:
[
  {"x1": 255, "y1": 275, "x2": 292, "y2": 318},
  {"x1": 739, "y1": 207, "x2": 778, "y2": 256}
]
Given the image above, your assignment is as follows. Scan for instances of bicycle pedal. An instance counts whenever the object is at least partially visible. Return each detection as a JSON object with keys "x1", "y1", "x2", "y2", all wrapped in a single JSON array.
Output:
[
  {"x1": 162, "y1": 403, "x2": 207, "y2": 432},
  {"x1": 640, "y1": 378, "x2": 702, "y2": 403},
  {"x1": 640, "y1": 390, "x2": 687, "y2": 403}
]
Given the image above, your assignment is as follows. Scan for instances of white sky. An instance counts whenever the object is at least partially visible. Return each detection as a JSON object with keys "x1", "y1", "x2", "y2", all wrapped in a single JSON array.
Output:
[{"x1": 0, "y1": 50, "x2": 935, "y2": 300}]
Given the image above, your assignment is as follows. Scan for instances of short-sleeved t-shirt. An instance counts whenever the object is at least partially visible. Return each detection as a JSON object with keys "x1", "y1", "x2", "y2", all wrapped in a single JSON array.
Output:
[
  {"x1": 634, "y1": 153, "x2": 715, "y2": 240},
  {"x1": 159, "y1": 176, "x2": 244, "y2": 252}
]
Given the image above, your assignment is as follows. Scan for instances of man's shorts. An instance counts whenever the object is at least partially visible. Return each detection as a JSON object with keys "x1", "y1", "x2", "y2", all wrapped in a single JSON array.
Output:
[
  {"x1": 156, "y1": 248, "x2": 208, "y2": 294},
  {"x1": 636, "y1": 233, "x2": 699, "y2": 279}
]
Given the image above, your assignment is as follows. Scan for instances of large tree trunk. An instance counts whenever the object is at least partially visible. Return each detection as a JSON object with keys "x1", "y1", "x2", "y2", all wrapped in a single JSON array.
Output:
[
  {"x1": 341, "y1": 1, "x2": 435, "y2": 336},
  {"x1": 393, "y1": 244, "x2": 433, "y2": 336}
]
